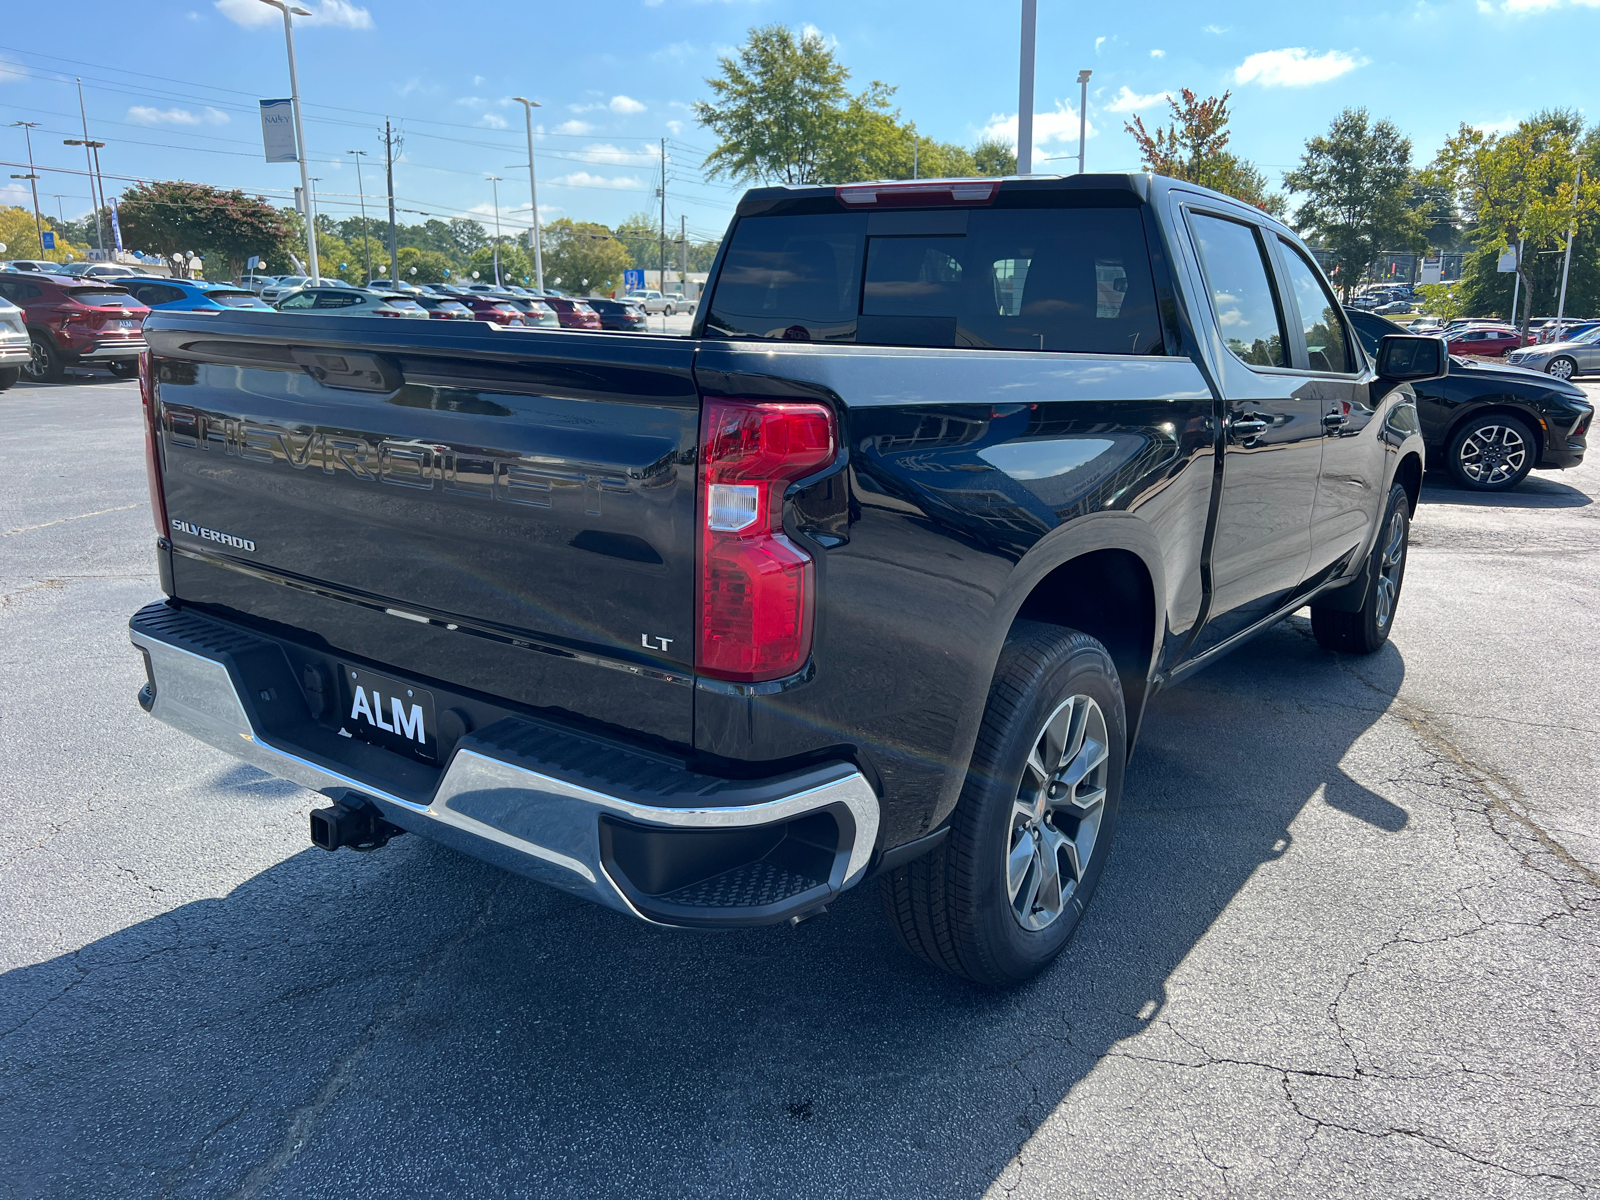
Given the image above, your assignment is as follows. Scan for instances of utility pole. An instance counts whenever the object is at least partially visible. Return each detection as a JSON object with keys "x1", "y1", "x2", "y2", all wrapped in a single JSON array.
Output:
[
  {"x1": 1076, "y1": 70, "x2": 1092, "y2": 174},
  {"x1": 487, "y1": 175, "x2": 503, "y2": 285},
  {"x1": 680, "y1": 214, "x2": 687, "y2": 297},
  {"x1": 1017, "y1": 0, "x2": 1037, "y2": 175},
  {"x1": 10, "y1": 122, "x2": 44, "y2": 250},
  {"x1": 1555, "y1": 168, "x2": 1581, "y2": 332},
  {"x1": 347, "y1": 149, "x2": 372, "y2": 282},
  {"x1": 74, "y1": 80, "x2": 104, "y2": 250},
  {"x1": 384, "y1": 119, "x2": 400, "y2": 284},
  {"x1": 1510, "y1": 233, "x2": 1524, "y2": 326},
  {"x1": 658, "y1": 137, "x2": 667, "y2": 292},
  {"x1": 512, "y1": 97, "x2": 544, "y2": 292},
  {"x1": 913, "y1": 133, "x2": 919, "y2": 180},
  {"x1": 261, "y1": 1, "x2": 318, "y2": 281}
]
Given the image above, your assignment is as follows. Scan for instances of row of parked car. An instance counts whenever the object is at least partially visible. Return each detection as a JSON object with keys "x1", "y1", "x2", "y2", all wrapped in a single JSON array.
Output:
[{"x1": 0, "y1": 267, "x2": 692, "y2": 384}]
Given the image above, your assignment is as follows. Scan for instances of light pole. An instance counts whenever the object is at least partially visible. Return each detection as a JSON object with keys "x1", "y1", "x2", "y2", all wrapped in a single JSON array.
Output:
[
  {"x1": 64, "y1": 139, "x2": 108, "y2": 250},
  {"x1": 1077, "y1": 70, "x2": 1092, "y2": 174},
  {"x1": 487, "y1": 175, "x2": 503, "y2": 285},
  {"x1": 71, "y1": 79, "x2": 105, "y2": 250},
  {"x1": 347, "y1": 149, "x2": 372, "y2": 281},
  {"x1": 259, "y1": 1, "x2": 318, "y2": 281},
  {"x1": 510, "y1": 97, "x2": 544, "y2": 292},
  {"x1": 1555, "y1": 168, "x2": 1581, "y2": 332},
  {"x1": 1017, "y1": 0, "x2": 1037, "y2": 175},
  {"x1": 10, "y1": 122, "x2": 44, "y2": 250}
]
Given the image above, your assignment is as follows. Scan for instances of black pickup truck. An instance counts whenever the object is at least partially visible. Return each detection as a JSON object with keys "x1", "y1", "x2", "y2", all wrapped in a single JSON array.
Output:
[{"x1": 129, "y1": 174, "x2": 1442, "y2": 986}]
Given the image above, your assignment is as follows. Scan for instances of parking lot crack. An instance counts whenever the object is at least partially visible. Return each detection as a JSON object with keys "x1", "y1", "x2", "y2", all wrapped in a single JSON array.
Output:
[{"x1": 224, "y1": 876, "x2": 506, "y2": 1200}]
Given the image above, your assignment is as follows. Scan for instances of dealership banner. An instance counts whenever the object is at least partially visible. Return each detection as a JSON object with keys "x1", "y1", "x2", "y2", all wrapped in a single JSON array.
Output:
[{"x1": 259, "y1": 99, "x2": 298, "y2": 163}]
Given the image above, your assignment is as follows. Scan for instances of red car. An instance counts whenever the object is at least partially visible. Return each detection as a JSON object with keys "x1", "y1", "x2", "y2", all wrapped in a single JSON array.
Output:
[
  {"x1": 454, "y1": 293, "x2": 526, "y2": 326},
  {"x1": 0, "y1": 271, "x2": 149, "y2": 381},
  {"x1": 541, "y1": 296, "x2": 603, "y2": 330},
  {"x1": 1446, "y1": 325, "x2": 1532, "y2": 358}
]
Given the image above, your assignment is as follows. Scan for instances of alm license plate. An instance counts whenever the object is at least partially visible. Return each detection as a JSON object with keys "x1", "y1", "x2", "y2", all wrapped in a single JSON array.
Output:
[
  {"x1": 116, "y1": 319, "x2": 139, "y2": 328},
  {"x1": 341, "y1": 666, "x2": 438, "y2": 761}
]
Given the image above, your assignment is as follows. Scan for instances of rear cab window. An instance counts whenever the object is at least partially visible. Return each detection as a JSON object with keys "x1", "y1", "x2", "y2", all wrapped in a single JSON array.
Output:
[{"x1": 705, "y1": 200, "x2": 1166, "y2": 355}]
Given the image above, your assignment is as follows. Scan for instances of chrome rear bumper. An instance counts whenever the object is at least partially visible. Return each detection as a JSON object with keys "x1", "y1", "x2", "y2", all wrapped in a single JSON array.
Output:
[{"x1": 130, "y1": 604, "x2": 879, "y2": 926}]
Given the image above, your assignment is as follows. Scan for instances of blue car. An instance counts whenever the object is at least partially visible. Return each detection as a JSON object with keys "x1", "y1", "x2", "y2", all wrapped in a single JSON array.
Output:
[{"x1": 120, "y1": 277, "x2": 274, "y2": 313}]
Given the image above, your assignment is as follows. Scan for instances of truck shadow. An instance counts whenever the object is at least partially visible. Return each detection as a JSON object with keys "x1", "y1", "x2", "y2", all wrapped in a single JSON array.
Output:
[
  {"x1": 1419, "y1": 474, "x2": 1592, "y2": 509},
  {"x1": 0, "y1": 622, "x2": 1406, "y2": 1200}
]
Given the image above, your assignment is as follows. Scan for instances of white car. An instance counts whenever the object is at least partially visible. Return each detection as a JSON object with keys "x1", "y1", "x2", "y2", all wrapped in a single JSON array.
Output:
[
  {"x1": 627, "y1": 289, "x2": 677, "y2": 315},
  {"x1": 274, "y1": 286, "x2": 428, "y2": 318},
  {"x1": 0, "y1": 294, "x2": 30, "y2": 387}
]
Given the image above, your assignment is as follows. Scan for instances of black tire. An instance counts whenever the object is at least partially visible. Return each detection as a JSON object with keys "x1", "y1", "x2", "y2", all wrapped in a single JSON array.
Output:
[
  {"x1": 106, "y1": 359, "x2": 138, "y2": 378},
  {"x1": 1446, "y1": 412, "x2": 1536, "y2": 491},
  {"x1": 0, "y1": 365, "x2": 18, "y2": 391},
  {"x1": 23, "y1": 333, "x2": 62, "y2": 383},
  {"x1": 880, "y1": 622, "x2": 1126, "y2": 987},
  {"x1": 1545, "y1": 356, "x2": 1577, "y2": 381},
  {"x1": 1311, "y1": 482, "x2": 1410, "y2": 655}
]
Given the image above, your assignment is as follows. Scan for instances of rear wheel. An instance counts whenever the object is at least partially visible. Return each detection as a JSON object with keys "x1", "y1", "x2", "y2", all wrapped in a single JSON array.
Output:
[
  {"x1": 1545, "y1": 356, "x2": 1577, "y2": 381},
  {"x1": 1447, "y1": 413, "x2": 1535, "y2": 491},
  {"x1": 879, "y1": 622, "x2": 1125, "y2": 987},
  {"x1": 23, "y1": 334, "x2": 62, "y2": 383},
  {"x1": 1311, "y1": 482, "x2": 1410, "y2": 655},
  {"x1": 0, "y1": 366, "x2": 18, "y2": 391}
]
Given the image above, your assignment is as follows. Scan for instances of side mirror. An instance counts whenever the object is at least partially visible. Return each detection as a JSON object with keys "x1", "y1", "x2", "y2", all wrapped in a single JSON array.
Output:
[{"x1": 1376, "y1": 334, "x2": 1447, "y2": 383}]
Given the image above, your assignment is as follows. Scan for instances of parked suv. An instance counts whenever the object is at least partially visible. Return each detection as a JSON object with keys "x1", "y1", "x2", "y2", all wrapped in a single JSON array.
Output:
[{"x1": 0, "y1": 272, "x2": 148, "y2": 380}]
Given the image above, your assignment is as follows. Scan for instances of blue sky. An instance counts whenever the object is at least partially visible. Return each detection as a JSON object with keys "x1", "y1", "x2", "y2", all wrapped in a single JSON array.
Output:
[{"x1": 2, "y1": 0, "x2": 1598, "y2": 248}]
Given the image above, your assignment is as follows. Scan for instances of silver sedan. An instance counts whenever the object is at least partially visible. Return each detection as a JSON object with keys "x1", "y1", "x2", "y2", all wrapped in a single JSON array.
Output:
[
  {"x1": 274, "y1": 287, "x2": 428, "y2": 318},
  {"x1": 1507, "y1": 324, "x2": 1600, "y2": 379}
]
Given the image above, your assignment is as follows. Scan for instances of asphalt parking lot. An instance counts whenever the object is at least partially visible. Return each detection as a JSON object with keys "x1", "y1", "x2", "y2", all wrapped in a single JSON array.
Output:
[{"x1": 2, "y1": 371, "x2": 1596, "y2": 1199}]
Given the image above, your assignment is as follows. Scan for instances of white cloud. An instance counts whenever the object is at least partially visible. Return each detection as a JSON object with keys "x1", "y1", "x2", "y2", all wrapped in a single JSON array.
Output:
[
  {"x1": 549, "y1": 172, "x2": 644, "y2": 190},
  {"x1": 0, "y1": 59, "x2": 26, "y2": 84},
  {"x1": 1203, "y1": 23, "x2": 1230, "y2": 33},
  {"x1": 127, "y1": 105, "x2": 232, "y2": 126},
  {"x1": 1105, "y1": 86, "x2": 1173, "y2": 113},
  {"x1": 609, "y1": 95, "x2": 646, "y2": 115},
  {"x1": 666, "y1": 119, "x2": 684, "y2": 135},
  {"x1": 1496, "y1": 0, "x2": 1600, "y2": 11},
  {"x1": 1474, "y1": 116, "x2": 1521, "y2": 134},
  {"x1": 455, "y1": 95, "x2": 487, "y2": 107},
  {"x1": 1094, "y1": 36, "x2": 1107, "y2": 52},
  {"x1": 1150, "y1": 48, "x2": 1165, "y2": 58},
  {"x1": 980, "y1": 103, "x2": 1098, "y2": 149},
  {"x1": 472, "y1": 75, "x2": 485, "y2": 86},
  {"x1": 478, "y1": 113, "x2": 508, "y2": 129},
  {"x1": 555, "y1": 120, "x2": 594, "y2": 136},
  {"x1": 1233, "y1": 47, "x2": 1367, "y2": 87},
  {"x1": 215, "y1": 0, "x2": 373, "y2": 28},
  {"x1": 800, "y1": 23, "x2": 838, "y2": 49},
  {"x1": 652, "y1": 41, "x2": 696, "y2": 61}
]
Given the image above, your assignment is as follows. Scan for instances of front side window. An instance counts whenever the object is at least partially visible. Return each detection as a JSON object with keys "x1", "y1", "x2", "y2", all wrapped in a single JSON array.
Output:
[
  {"x1": 278, "y1": 292, "x2": 315, "y2": 309},
  {"x1": 1188, "y1": 212, "x2": 1286, "y2": 368},
  {"x1": 1278, "y1": 240, "x2": 1354, "y2": 372}
]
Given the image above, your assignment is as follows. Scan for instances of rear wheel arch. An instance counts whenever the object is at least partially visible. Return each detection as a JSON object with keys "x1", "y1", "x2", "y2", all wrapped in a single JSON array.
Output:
[{"x1": 1395, "y1": 450, "x2": 1423, "y2": 514}]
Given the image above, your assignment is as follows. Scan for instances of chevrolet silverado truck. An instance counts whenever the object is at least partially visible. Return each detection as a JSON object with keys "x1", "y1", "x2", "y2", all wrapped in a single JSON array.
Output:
[{"x1": 129, "y1": 175, "x2": 1442, "y2": 986}]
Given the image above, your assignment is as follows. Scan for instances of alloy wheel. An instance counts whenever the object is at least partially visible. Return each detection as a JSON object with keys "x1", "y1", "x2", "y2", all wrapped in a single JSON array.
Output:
[
  {"x1": 1546, "y1": 358, "x2": 1575, "y2": 380},
  {"x1": 23, "y1": 339, "x2": 49, "y2": 380},
  {"x1": 1456, "y1": 424, "x2": 1527, "y2": 487},
  {"x1": 1373, "y1": 507, "x2": 1407, "y2": 630},
  {"x1": 1006, "y1": 694, "x2": 1110, "y2": 931}
]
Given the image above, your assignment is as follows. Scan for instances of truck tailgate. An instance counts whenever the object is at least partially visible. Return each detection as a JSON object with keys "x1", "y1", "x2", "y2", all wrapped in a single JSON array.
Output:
[{"x1": 145, "y1": 314, "x2": 699, "y2": 747}]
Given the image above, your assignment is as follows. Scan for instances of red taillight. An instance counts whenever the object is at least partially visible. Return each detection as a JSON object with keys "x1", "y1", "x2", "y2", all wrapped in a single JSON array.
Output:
[
  {"x1": 138, "y1": 350, "x2": 169, "y2": 541},
  {"x1": 698, "y1": 399, "x2": 836, "y2": 682}
]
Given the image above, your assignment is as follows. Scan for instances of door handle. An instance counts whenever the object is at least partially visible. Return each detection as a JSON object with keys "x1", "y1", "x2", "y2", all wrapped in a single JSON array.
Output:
[
  {"x1": 1322, "y1": 411, "x2": 1349, "y2": 431},
  {"x1": 1228, "y1": 413, "x2": 1270, "y2": 442}
]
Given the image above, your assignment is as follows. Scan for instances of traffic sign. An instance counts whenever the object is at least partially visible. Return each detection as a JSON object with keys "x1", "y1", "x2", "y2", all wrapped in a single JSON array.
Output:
[{"x1": 40, "y1": 231, "x2": 55, "y2": 250}]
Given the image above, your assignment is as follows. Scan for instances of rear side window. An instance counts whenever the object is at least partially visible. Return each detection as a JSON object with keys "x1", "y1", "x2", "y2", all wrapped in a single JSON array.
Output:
[
  {"x1": 707, "y1": 207, "x2": 1164, "y2": 355},
  {"x1": 1187, "y1": 212, "x2": 1286, "y2": 368},
  {"x1": 1277, "y1": 240, "x2": 1354, "y2": 372}
]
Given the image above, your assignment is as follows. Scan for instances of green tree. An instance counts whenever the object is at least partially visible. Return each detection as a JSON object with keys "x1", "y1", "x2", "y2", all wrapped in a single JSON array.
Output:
[
  {"x1": 972, "y1": 138, "x2": 1018, "y2": 176},
  {"x1": 696, "y1": 24, "x2": 851, "y2": 185},
  {"x1": 1282, "y1": 109, "x2": 1426, "y2": 299},
  {"x1": 1431, "y1": 111, "x2": 1600, "y2": 336},
  {"x1": 1125, "y1": 89, "x2": 1284, "y2": 215},
  {"x1": 541, "y1": 219, "x2": 632, "y2": 294},
  {"x1": 469, "y1": 242, "x2": 533, "y2": 286},
  {"x1": 116, "y1": 181, "x2": 292, "y2": 280},
  {"x1": 1414, "y1": 282, "x2": 1467, "y2": 321},
  {"x1": 396, "y1": 246, "x2": 453, "y2": 284},
  {"x1": 0, "y1": 207, "x2": 85, "y2": 262}
]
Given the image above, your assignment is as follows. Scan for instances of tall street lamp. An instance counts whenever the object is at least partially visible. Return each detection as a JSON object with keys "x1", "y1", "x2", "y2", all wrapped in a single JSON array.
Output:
[
  {"x1": 1017, "y1": 0, "x2": 1037, "y2": 175},
  {"x1": 72, "y1": 79, "x2": 105, "y2": 250},
  {"x1": 10, "y1": 122, "x2": 44, "y2": 249},
  {"x1": 347, "y1": 149, "x2": 372, "y2": 281},
  {"x1": 259, "y1": 1, "x2": 318, "y2": 279},
  {"x1": 511, "y1": 96, "x2": 544, "y2": 291},
  {"x1": 486, "y1": 175, "x2": 503, "y2": 286},
  {"x1": 64, "y1": 139, "x2": 108, "y2": 250},
  {"x1": 1076, "y1": 70, "x2": 1092, "y2": 174}
]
